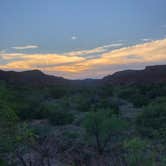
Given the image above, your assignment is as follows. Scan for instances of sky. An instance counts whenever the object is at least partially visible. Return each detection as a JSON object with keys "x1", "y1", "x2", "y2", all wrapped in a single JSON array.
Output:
[{"x1": 0, "y1": 0, "x2": 166, "y2": 79}]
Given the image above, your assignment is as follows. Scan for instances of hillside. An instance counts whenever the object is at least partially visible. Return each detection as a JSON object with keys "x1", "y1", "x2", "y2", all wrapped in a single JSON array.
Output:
[
  {"x1": 0, "y1": 64, "x2": 166, "y2": 86},
  {"x1": 1, "y1": 65, "x2": 166, "y2": 165},
  {"x1": 103, "y1": 64, "x2": 166, "y2": 85},
  {"x1": 0, "y1": 69, "x2": 69, "y2": 86}
]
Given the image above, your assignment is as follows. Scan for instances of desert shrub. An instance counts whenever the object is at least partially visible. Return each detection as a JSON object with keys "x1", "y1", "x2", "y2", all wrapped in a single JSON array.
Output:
[
  {"x1": 12, "y1": 89, "x2": 46, "y2": 120},
  {"x1": 117, "y1": 86, "x2": 138, "y2": 99},
  {"x1": 116, "y1": 84, "x2": 166, "y2": 107},
  {"x1": 62, "y1": 131, "x2": 81, "y2": 140},
  {"x1": 129, "y1": 94, "x2": 149, "y2": 107},
  {"x1": 70, "y1": 93, "x2": 120, "y2": 113},
  {"x1": 124, "y1": 138, "x2": 155, "y2": 166},
  {"x1": 31, "y1": 124, "x2": 52, "y2": 137},
  {"x1": 70, "y1": 94, "x2": 92, "y2": 112},
  {"x1": 0, "y1": 101, "x2": 18, "y2": 153},
  {"x1": 48, "y1": 111, "x2": 74, "y2": 126},
  {"x1": 33, "y1": 102, "x2": 53, "y2": 119},
  {"x1": 33, "y1": 101, "x2": 74, "y2": 125},
  {"x1": 98, "y1": 84, "x2": 114, "y2": 97},
  {"x1": 160, "y1": 156, "x2": 166, "y2": 166},
  {"x1": 15, "y1": 102, "x2": 36, "y2": 120},
  {"x1": 83, "y1": 109, "x2": 127, "y2": 154},
  {"x1": 143, "y1": 84, "x2": 166, "y2": 99},
  {"x1": 136, "y1": 100, "x2": 166, "y2": 142},
  {"x1": 48, "y1": 110, "x2": 74, "y2": 126},
  {"x1": 48, "y1": 86, "x2": 69, "y2": 99},
  {"x1": 95, "y1": 98, "x2": 119, "y2": 114},
  {"x1": 117, "y1": 86, "x2": 149, "y2": 107},
  {"x1": 0, "y1": 159, "x2": 6, "y2": 166}
]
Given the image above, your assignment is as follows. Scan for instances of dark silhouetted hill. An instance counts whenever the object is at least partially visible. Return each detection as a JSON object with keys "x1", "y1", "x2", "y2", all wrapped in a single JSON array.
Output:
[
  {"x1": 0, "y1": 70, "x2": 69, "y2": 86},
  {"x1": 103, "y1": 65, "x2": 166, "y2": 85},
  {"x1": 0, "y1": 64, "x2": 166, "y2": 86}
]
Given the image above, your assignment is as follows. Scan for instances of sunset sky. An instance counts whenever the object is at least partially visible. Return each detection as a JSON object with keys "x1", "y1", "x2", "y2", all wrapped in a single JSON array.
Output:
[{"x1": 0, "y1": 0, "x2": 166, "y2": 79}]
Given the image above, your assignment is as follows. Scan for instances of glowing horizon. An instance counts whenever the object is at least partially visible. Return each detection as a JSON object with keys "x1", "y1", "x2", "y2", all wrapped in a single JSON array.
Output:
[
  {"x1": 0, "y1": 38, "x2": 166, "y2": 79},
  {"x1": 0, "y1": 0, "x2": 166, "y2": 78}
]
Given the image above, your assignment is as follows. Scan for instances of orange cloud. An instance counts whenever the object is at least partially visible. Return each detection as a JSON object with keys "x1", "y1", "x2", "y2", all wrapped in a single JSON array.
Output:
[{"x1": 0, "y1": 39, "x2": 166, "y2": 78}]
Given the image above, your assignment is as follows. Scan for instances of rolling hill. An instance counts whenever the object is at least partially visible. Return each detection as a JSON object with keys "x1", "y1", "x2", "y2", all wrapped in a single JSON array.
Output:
[{"x1": 0, "y1": 64, "x2": 166, "y2": 86}]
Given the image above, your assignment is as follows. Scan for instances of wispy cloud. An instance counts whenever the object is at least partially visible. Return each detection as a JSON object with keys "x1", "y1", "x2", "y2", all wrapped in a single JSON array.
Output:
[
  {"x1": 71, "y1": 36, "x2": 77, "y2": 40},
  {"x1": 64, "y1": 43, "x2": 124, "y2": 57},
  {"x1": 0, "y1": 39, "x2": 166, "y2": 78},
  {"x1": 12, "y1": 45, "x2": 39, "y2": 50},
  {"x1": 0, "y1": 49, "x2": 7, "y2": 53},
  {"x1": 141, "y1": 38, "x2": 152, "y2": 42}
]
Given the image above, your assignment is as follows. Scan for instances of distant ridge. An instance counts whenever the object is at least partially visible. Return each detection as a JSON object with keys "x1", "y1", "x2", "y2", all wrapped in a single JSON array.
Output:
[
  {"x1": 103, "y1": 64, "x2": 166, "y2": 85},
  {"x1": 0, "y1": 64, "x2": 166, "y2": 86},
  {"x1": 0, "y1": 69, "x2": 69, "y2": 86}
]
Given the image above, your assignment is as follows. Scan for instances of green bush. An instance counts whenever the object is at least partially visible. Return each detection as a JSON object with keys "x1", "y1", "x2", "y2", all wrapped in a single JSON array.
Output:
[
  {"x1": 48, "y1": 86, "x2": 69, "y2": 99},
  {"x1": 136, "y1": 101, "x2": 166, "y2": 142},
  {"x1": 83, "y1": 109, "x2": 127, "y2": 154},
  {"x1": 116, "y1": 84, "x2": 166, "y2": 107},
  {"x1": 117, "y1": 86, "x2": 149, "y2": 107},
  {"x1": 34, "y1": 101, "x2": 74, "y2": 125},
  {"x1": 48, "y1": 110, "x2": 74, "y2": 126},
  {"x1": 0, "y1": 101, "x2": 18, "y2": 153},
  {"x1": 130, "y1": 94, "x2": 149, "y2": 107},
  {"x1": 71, "y1": 94, "x2": 92, "y2": 112},
  {"x1": 0, "y1": 159, "x2": 7, "y2": 166},
  {"x1": 95, "y1": 98, "x2": 119, "y2": 114},
  {"x1": 124, "y1": 138, "x2": 155, "y2": 166}
]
